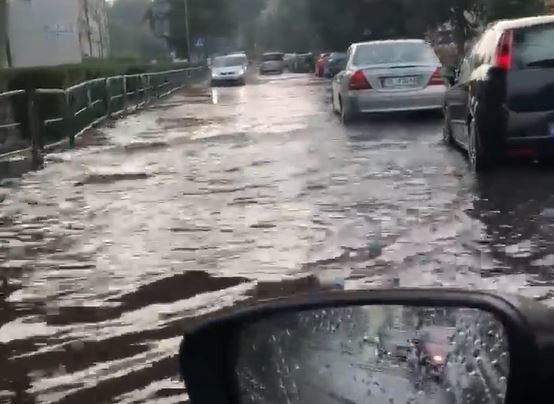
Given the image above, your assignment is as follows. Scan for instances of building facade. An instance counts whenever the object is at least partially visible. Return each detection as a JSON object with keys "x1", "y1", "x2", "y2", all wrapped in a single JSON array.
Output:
[{"x1": 6, "y1": 0, "x2": 109, "y2": 68}]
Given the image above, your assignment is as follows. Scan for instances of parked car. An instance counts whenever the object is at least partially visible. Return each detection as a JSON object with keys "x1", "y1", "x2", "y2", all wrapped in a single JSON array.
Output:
[
  {"x1": 315, "y1": 52, "x2": 331, "y2": 77},
  {"x1": 444, "y1": 15, "x2": 554, "y2": 172},
  {"x1": 289, "y1": 53, "x2": 315, "y2": 73},
  {"x1": 325, "y1": 52, "x2": 348, "y2": 78},
  {"x1": 283, "y1": 53, "x2": 295, "y2": 70},
  {"x1": 259, "y1": 52, "x2": 285, "y2": 75},
  {"x1": 331, "y1": 39, "x2": 446, "y2": 123},
  {"x1": 210, "y1": 54, "x2": 248, "y2": 86}
]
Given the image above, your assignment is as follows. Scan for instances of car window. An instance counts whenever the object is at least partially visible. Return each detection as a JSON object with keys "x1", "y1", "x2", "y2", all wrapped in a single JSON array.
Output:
[
  {"x1": 352, "y1": 42, "x2": 439, "y2": 66},
  {"x1": 213, "y1": 56, "x2": 246, "y2": 67},
  {"x1": 262, "y1": 53, "x2": 284, "y2": 61},
  {"x1": 513, "y1": 23, "x2": 554, "y2": 69}
]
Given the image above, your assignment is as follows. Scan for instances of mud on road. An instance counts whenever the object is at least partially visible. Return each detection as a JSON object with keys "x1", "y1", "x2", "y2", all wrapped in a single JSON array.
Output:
[{"x1": 1, "y1": 73, "x2": 554, "y2": 403}]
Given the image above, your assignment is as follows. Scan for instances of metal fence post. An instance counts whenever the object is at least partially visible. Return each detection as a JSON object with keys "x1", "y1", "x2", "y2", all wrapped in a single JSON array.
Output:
[
  {"x1": 122, "y1": 76, "x2": 128, "y2": 112},
  {"x1": 144, "y1": 74, "x2": 150, "y2": 104},
  {"x1": 153, "y1": 76, "x2": 158, "y2": 99},
  {"x1": 105, "y1": 78, "x2": 112, "y2": 118},
  {"x1": 63, "y1": 92, "x2": 75, "y2": 148},
  {"x1": 26, "y1": 89, "x2": 43, "y2": 169}
]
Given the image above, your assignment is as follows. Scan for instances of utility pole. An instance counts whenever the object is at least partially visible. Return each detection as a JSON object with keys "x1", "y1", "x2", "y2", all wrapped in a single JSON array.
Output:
[
  {"x1": 184, "y1": 0, "x2": 191, "y2": 61},
  {"x1": 0, "y1": 0, "x2": 8, "y2": 67}
]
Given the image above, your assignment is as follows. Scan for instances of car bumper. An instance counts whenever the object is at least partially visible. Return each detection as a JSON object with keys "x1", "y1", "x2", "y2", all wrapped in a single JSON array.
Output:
[
  {"x1": 344, "y1": 85, "x2": 446, "y2": 113},
  {"x1": 503, "y1": 109, "x2": 554, "y2": 156},
  {"x1": 211, "y1": 74, "x2": 244, "y2": 82},
  {"x1": 260, "y1": 68, "x2": 282, "y2": 73}
]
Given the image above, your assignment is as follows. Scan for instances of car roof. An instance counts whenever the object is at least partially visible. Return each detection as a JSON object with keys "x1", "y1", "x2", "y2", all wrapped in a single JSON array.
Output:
[
  {"x1": 352, "y1": 39, "x2": 427, "y2": 48},
  {"x1": 493, "y1": 15, "x2": 554, "y2": 31},
  {"x1": 263, "y1": 52, "x2": 284, "y2": 56},
  {"x1": 215, "y1": 54, "x2": 244, "y2": 59}
]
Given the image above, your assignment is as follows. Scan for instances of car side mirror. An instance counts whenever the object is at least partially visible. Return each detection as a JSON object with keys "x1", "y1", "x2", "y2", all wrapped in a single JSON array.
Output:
[{"x1": 179, "y1": 289, "x2": 554, "y2": 404}]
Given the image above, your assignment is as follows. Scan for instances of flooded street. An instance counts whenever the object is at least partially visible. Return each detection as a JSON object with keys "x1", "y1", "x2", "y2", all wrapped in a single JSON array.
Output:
[{"x1": 2, "y1": 73, "x2": 554, "y2": 403}]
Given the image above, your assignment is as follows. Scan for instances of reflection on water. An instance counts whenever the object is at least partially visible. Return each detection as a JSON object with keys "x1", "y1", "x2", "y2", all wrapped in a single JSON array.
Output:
[
  {"x1": 472, "y1": 169, "x2": 554, "y2": 286},
  {"x1": 236, "y1": 305, "x2": 509, "y2": 404}
]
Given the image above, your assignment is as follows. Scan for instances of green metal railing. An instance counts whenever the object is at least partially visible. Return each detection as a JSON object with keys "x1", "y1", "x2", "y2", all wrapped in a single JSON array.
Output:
[
  {"x1": 0, "y1": 66, "x2": 206, "y2": 166},
  {"x1": 0, "y1": 90, "x2": 26, "y2": 133}
]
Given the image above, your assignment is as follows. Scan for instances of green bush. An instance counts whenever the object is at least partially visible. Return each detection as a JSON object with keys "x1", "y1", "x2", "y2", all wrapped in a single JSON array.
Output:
[{"x1": 0, "y1": 59, "x2": 191, "y2": 90}]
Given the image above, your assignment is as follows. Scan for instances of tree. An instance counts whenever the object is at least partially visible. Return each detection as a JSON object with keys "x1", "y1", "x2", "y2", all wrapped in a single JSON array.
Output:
[
  {"x1": 147, "y1": 0, "x2": 548, "y2": 58},
  {"x1": 107, "y1": 0, "x2": 169, "y2": 60}
]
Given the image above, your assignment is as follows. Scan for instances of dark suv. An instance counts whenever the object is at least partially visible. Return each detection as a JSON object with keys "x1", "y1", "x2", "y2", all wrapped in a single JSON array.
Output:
[{"x1": 444, "y1": 15, "x2": 554, "y2": 171}]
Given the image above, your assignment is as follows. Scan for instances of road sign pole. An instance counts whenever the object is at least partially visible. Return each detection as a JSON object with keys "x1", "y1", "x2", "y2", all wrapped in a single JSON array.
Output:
[{"x1": 184, "y1": 0, "x2": 191, "y2": 61}]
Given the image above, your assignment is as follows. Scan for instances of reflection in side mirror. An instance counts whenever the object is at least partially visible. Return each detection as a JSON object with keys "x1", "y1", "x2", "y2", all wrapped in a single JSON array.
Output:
[{"x1": 235, "y1": 306, "x2": 509, "y2": 404}]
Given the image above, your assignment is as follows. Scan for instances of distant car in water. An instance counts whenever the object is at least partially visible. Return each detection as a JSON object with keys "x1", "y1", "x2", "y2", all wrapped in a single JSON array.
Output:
[
  {"x1": 325, "y1": 52, "x2": 348, "y2": 78},
  {"x1": 443, "y1": 15, "x2": 554, "y2": 172},
  {"x1": 259, "y1": 52, "x2": 285, "y2": 75},
  {"x1": 413, "y1": 326, "x2": 453, "y2": 383},
  {"x1": 283, "y1": 53, "x2": 296, "y2": 70},
  {"x1": 289, "y1": 53, "x2": 315, "y2": 73},
  {"x1": 331, "y1": 39, "x2": 446, "y2": 123},
  {"x1": 378, "y1": 328, "x2": 412, "y2": 361},
  {"x1": 210, "y1": 54, "x2": 248, "y2": 86},
  {"x1": 315, "y1": 52, "x2": 331, "y2": 77}
]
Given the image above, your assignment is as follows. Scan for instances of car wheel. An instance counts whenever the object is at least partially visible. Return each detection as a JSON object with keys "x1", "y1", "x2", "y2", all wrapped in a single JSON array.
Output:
[
  {"x1": 340, "y1": 97, "x2": 354, "y2": 125},
  {"x1": 443, "y1": 108, "x2": 454, "y2": 146},
  {"x1": 468, "y1": 119, "x2": 492, "y2": 173}
]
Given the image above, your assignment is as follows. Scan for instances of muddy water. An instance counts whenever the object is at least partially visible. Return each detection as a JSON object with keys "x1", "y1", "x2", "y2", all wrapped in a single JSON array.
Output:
[{"x1": 1, "y1": 74, "x2": 554, "y2": 403}]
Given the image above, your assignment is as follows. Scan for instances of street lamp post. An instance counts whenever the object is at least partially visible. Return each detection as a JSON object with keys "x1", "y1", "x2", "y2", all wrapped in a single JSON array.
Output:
[{"x1": 184, "y1": 0, "x2": 191, "y2": 61}]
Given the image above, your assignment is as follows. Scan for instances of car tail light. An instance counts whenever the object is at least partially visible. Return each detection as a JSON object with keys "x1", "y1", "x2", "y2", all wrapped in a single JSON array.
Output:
[
  {"x1": 349, "y1": 70, "x2": 372, "y2": 90},
  {"x1": 495, "y1": 30, "x2": 513, "y2": 70},
  {"x1": 428, "y1": 67, "x2": 444, "y2": 85}
]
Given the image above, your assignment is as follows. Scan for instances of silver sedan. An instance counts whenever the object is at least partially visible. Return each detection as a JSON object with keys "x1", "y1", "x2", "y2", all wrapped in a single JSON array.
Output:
[{"x1": 331, "y1": 39, "x2": 446, "y2": 123}]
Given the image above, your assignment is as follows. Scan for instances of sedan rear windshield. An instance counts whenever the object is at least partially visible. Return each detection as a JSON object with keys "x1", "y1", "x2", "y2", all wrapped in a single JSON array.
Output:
[
  {"x1": 353, "y1": 42, "x2": 439, "y2": 66},
  {"x1": 262, "y1": 54, "x2": 284, "y2": 61},
  {"x1": 513, "y1": 23, "x2": 554, "y2": 69}
]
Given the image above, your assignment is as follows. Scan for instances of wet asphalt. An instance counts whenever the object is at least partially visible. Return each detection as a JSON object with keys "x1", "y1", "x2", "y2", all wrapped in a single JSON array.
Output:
[{"x1": 1, "y1": 72, "x2": 554, "y2": 403}]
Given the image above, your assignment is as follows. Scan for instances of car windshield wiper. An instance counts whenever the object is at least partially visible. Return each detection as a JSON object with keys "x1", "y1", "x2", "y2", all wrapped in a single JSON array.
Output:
[{"x1": 527, "y1": 58, "x2": 554, "y2": 67}]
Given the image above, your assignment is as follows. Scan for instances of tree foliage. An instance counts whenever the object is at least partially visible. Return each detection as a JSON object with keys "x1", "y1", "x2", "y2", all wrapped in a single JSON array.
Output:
[
  {"x1": 151, "y1": 0, "x2": 547, "y2": 56},
  {"x1": 107, "y1": 0, "x2": 169, "y2": 60}
]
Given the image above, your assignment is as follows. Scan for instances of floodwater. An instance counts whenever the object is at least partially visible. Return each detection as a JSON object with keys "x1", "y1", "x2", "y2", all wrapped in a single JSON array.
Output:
[{"x1": 1, "y1": 73, "x2": 554, "y2": 403}]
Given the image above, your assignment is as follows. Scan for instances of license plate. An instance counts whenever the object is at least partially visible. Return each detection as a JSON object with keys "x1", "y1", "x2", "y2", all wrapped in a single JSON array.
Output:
[{"x1": 383, "y1": 76, "x2": 419, "y2": 88}]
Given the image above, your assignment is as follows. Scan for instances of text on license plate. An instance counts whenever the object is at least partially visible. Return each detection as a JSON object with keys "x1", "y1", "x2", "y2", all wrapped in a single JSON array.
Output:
[{"x1": 383, "y1": 76, "x2": 419, "y2": 88}]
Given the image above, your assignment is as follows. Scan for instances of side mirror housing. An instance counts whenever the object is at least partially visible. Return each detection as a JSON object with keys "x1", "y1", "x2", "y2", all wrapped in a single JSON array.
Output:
[{"x1": 179, "y1": 289, "x2": 554, "y2": 404}]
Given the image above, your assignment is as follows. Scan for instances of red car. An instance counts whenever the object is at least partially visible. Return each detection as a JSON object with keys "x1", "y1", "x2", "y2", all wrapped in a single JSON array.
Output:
[
  {"x1": 414, "y1": 327, "x2": 453, "y2": 382},
  {"x1": 315, "y1": 53, "x2": 331, "y2": 77}
]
